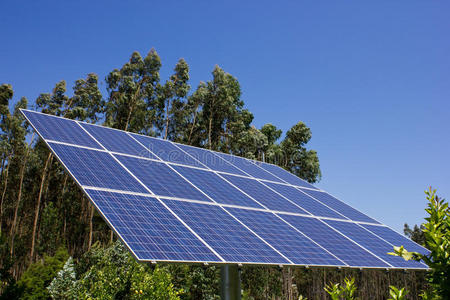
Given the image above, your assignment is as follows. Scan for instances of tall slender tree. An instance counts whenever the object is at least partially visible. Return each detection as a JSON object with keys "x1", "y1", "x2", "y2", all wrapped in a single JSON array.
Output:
[
  {"x1": 105, "y1": 49, "x2": 161, "y2": 133},
  {"x1": 281, "y1": 122, "x2": 321, "y2": 183},
  {"x1": 158, "y1": 58, "x2": 190, "y2": 141}
]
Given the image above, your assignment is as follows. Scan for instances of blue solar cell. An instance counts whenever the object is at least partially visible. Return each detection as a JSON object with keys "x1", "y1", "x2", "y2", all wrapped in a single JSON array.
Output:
[
  {"x1": 221, "y1": 174, "x2": 308, "y2": 214},
  {"x1": 214, "y1": 152, "x2": 282, "y2": 182},
  {"x1": 361, "y1": 224, "x2": 430, "y2": 256},
  {"x1": 164, "y1": 200, "x2": 289, "y2": 264},
  {"x1": 130, "y1": 134, "x2": 204, "y2": 167},
  {"x1": 49, "y1": 143, "x2": 147, "y2": 192},
  {"x1": 324, "y1": 220, "x2": 427, "y2": 268},
  {"x1": 172, "y1": 165, "x2": 263, "y2": 208},
  {"x1": 22, "y1": 110, "x2": 102, "y2": 149},
  {"x1": 80, "y1": 123, "x2": 157, "y2": 159},
  {"x1": 227, "y1": 208, "x2": 344, "y2": 266},
  {"x1": 302, "y1": 190, "x2": 379, "y2": 223},
  {"x1": 264, "y1": 182, "x2": 344, "y2": 219},
  {"x1": 115, "y1": 155, "x2": 212, "y2": 202},
  {"x1": 85, "y1": 190, "x2": 220, "y2": 262},
  {"x1": 175, "y1": 144, "x2": 248, "y2": 176},
  {"x1": 280, "y1": 215, "x2": 389, "y2": 268},
  {"x1": 254, "y1": 161, "x2": 318, "y2": 189}
]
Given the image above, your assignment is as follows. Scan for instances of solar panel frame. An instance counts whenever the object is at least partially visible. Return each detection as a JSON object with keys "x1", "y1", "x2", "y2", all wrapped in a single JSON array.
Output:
[{"x1": 20, "y1": 109, "x2": 429, "y2": 269}]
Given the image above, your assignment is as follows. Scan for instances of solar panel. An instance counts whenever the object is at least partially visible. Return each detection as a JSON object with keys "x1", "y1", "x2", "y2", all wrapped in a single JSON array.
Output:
[
  {"x1": 163, "y1": 200, "x2": 289, "y2": 264},
  {"x1": 214, "y1": 152, "x2": 282, "y2": 182},
  {"x1": 263, "y1": 182, "x2": 344, "y2": 219},
  {"x1": 171, "y1": 165, "x2": 263, "y2": 208},
  {"x1": 175, "y1": 143, "x2": 248, "y2": 176},
  {"x1": 24, "y1": 111, "x2": 102, "y2": 149},
  {"x1": 80, "y1": 123, "x2": 156, "y2": 159},
  {"x1": 131, "y1": 133, "x2": 204, "y2": 168},
  {"x1": 21, "y1": 109, "x2": 428, "y2": 269},
  {"x1": 279, "y1": 215, "x2": 389, "y2": 268},
  {"x1": 302, "y1": 189, "x2": 380, "y2": 224},
  {"x1": 225, "y1": 208, "x2": 344, "y2": 266},
  {"x1": 114, "y1": 154, "x2": 211, "y2": 202},
  {"x1": 253, "y1": 161, "x2": 318, "y2": 189},
  {"x1": 85, "y1": 189, "x2": 221, "y2": 262},
  {"x1": 323, "y1": 220, "x2": 426, "y2": 268},
  {"x1": 221, "y1": 174, "x2": 309, "y2": 214},
  {"x1": 48, "y1": 143, "x2": 148, "y2": 193}
]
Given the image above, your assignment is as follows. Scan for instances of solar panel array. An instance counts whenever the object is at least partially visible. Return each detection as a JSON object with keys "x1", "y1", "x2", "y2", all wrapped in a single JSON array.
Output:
[{"x1": 21, "y1": 109, "x2": 429, "y2": 269}]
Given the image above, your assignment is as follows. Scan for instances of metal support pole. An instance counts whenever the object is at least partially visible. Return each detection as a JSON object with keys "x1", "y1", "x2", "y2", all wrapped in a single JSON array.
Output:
[{"x1": 220, "y1": 265, "x2": 241, "y2": 300}]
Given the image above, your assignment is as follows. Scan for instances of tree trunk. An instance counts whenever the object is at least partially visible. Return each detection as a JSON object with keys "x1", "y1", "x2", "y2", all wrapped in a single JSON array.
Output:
[
  {"x1": 208, "y1": 113, "x2": 213, "y2": 150},
  {"x1": 0, "y1": 157, "x2": 10, "y2": 230},
  {"x1": 188, "y1": 105, "x2": 199, "y2": 145},
  {"x1": 124, "y1": 80, "x2": 144, "y2": 131},
  {"x1": 30, "y1": 152, "x2": 52, "y2": 261},
  {"x1": 10, "y1": 133, "x2": 34, "y2": 255},
  {"x1": 164, "y1": 99, "x2": 170, "y2": 139},
  {"x1": 88, "y1": 203, "x2": 94, "y2": 250},
  {"x1": 124, "y1": 104, "x2": 134, "y2": 132}
]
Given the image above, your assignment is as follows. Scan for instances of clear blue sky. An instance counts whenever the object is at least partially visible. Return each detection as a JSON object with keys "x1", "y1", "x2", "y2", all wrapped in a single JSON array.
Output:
[{"x1": 1, "y1": 1, "x2": 448, "y2": 233}]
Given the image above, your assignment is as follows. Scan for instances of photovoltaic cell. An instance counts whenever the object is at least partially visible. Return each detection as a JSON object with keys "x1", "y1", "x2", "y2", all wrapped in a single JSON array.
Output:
[
  {"x1": 214, "y1": 152, "x2": 282, "y2": 182},
  {"x1": 264, "y1": 182, "x2": 344, "y2": 219},
  {"x1": 302, "y1": 190, "x2": 379, "y2": 223},
  {"x1": 85, "y1": 190, "x2": 220, "y2": 262},
  {"x1": 114, "y1": 154, "x2": 212, "y2": 202},
  {"x1": 22, "y1": 110, "x2": 102, "y2": 149},
  {"x1": 164, "y1": 199, "x2": 289, "y2": 264},
  {"x1": 131, "y1": 134, "x2": 204, "y2": 168},
  {"x1": 254, "y1": 161, "x2": 318, "y2": 189},
  {"x1": 324, "y1": 220, "x2": 426, "y2": 268},
  {"x1": 176, "y1": 144, "x2": 247, "y2": 176},
  {"x1": 80, "y1": 123, "x2": 157, "y2": 159},
  {"x1": 49, "y1": 142, "x2": 147, "y2": 193},
  {"x1": 172, "y1": 165, "x2": 263, "y2": 208},
  {"x1": 280, "y1": 215, "x2": 389, "y2": 268},
  {"x1": 361, "y1": 224, "x2": 429, "y2": 256},
  {"x1": 222, "y1": 174, "x2": 309, "y2": 214},
  {"x1": 227, "y1": 208, "x2": 344, "y2": 266}
]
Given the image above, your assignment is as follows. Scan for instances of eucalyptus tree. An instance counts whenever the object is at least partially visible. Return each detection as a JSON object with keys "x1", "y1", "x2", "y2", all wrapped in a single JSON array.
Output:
[
  {"x1": 158, "y1": 58, "x2": 190, "y2": 141},
  {"x1": 7, "y1": 97, "x2": 29, "y2": 256},
  {"x1": 280, "y1": 122, "x2": 321, "y2": 183},
  {"x1": 64, "y1": 73, "x2": 104, "y2": 123},
  {"x1": 105, "y1": 49, "x2": 161, "y2": 134},
  {"x1": 185, "y1": 82, "x2": 207, "y2": 146},
  {"x1": 260, "y1": 123, "x2": 283, "y2": 164},
  {"x1": 0, "y1": 84, "x2": 13, "y2": 226},
  {"x1": 200, "y1": 65, "x2": 242, "y2": 150}
]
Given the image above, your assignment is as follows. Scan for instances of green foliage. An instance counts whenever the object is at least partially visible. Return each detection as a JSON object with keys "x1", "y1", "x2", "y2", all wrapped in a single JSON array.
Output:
[
  {"x1": 389, "y1": 187, "x2": 449, "y2": 299},
  {"x1": 47, "y1": 257, "x2": 76, "y2": 299},
  {"x1": 17, "y1": 247, "x2": 69, "y2": 300},
  {"x1": 404, "y1": 223, "x2": 426, "y2": 246},
  {"x1": 388, "y1": 286, "x2": 407, "y2": 300},
  {"x1": 48, "y1": 241, "x2": 181, "y2": 299},
  {"x1": 105, "y1": 49, "x2": 161, "y2": 133},
  {"x1": 241, "y1": 266, "x2": 282, "y2": 299},
  {"x1": 129, "y1": 265, "x2": 181, "y2": 300},
  {"x1": 280, "y1": 122, "x2": 321, "y2": 183},
  {"x1": 324, "y1": 277, "x2": 357, "y2": 300},
  {"x1": 167, "y1": 265, "x2": 220, "y2": 300}
]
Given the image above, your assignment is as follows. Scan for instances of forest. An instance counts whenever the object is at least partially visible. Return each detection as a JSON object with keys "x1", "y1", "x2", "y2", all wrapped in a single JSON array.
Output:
[{"x1": 0, "y1": 48, "x2": 447, "y2": 299}]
